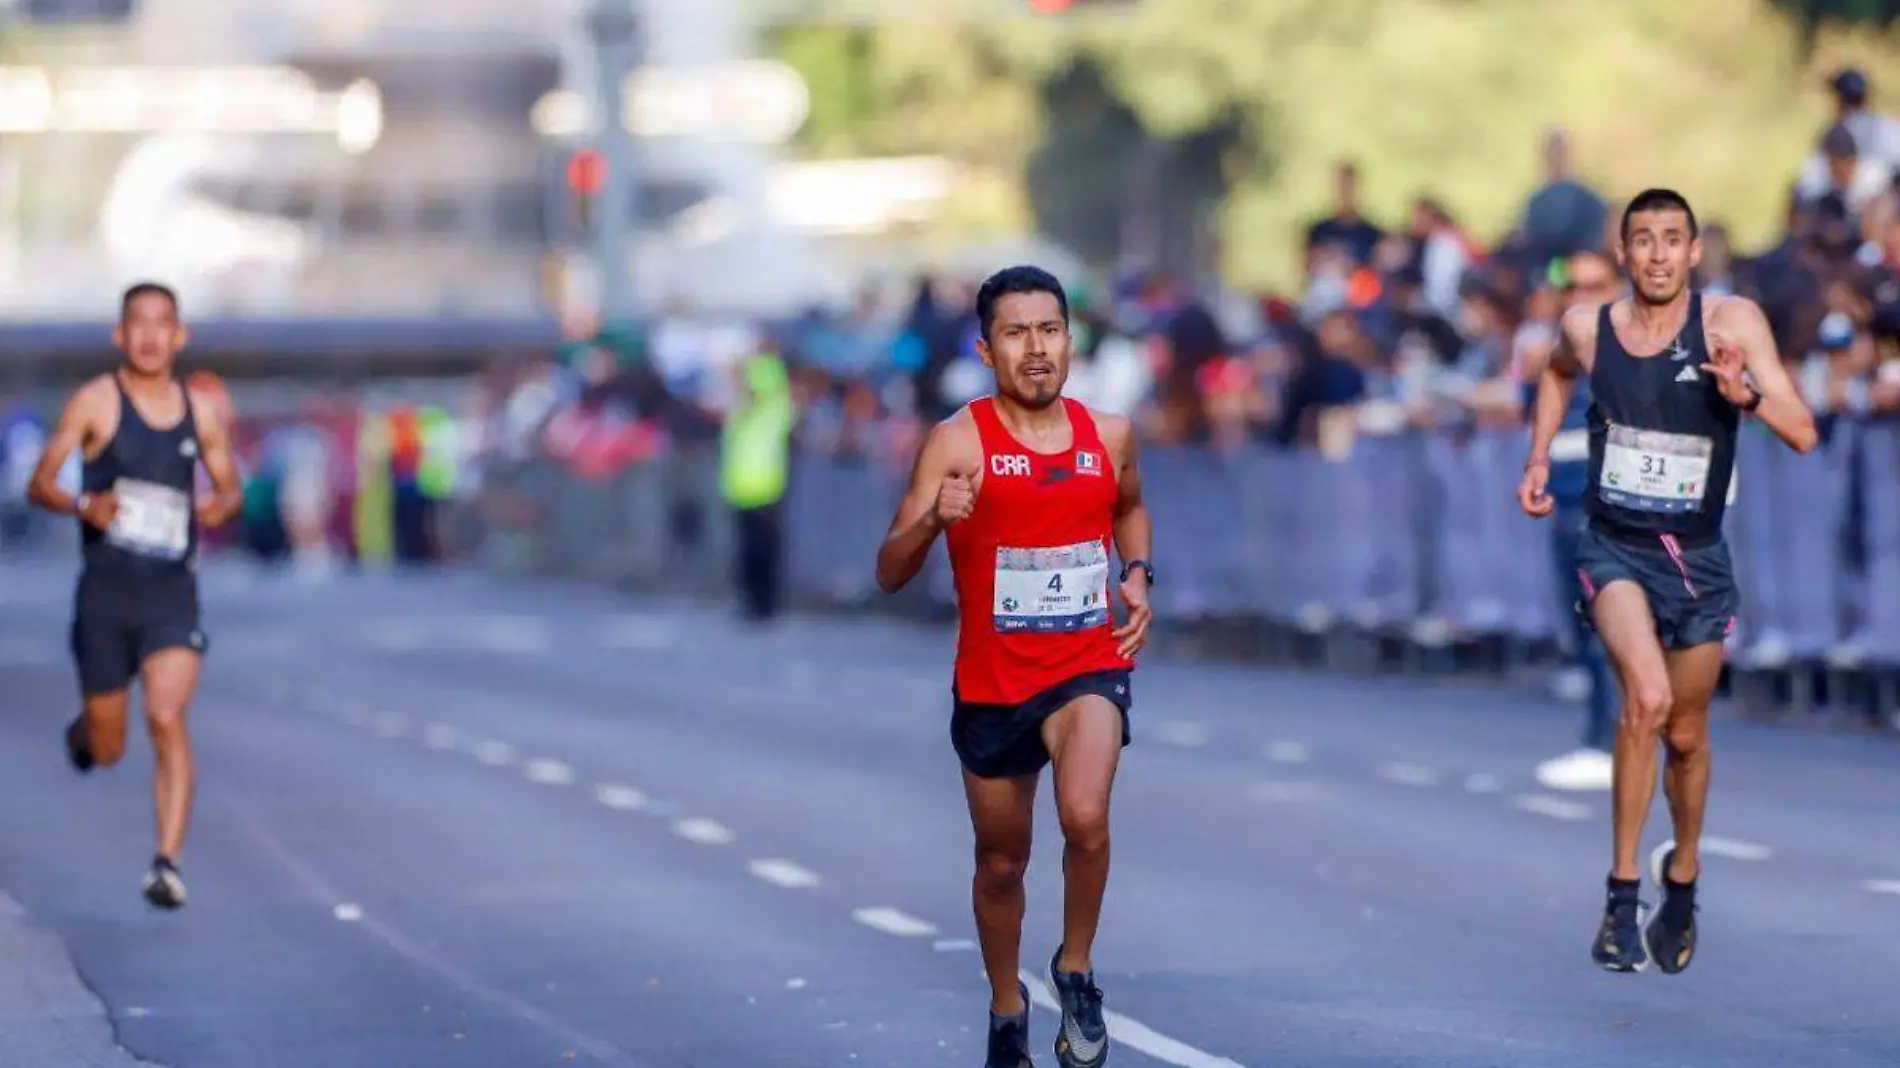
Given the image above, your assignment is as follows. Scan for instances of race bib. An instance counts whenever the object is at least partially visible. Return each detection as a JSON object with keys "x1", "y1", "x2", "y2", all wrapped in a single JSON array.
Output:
[
  {"x1": 992, "y1": 539, "x2": 1110, "y2": 634},
  {"x1": 1598, "y1": 425, "x2": 1713, "y2": 515},
  {"x1": 108, "y1": 479, "x2": 192, "y2": 560}
]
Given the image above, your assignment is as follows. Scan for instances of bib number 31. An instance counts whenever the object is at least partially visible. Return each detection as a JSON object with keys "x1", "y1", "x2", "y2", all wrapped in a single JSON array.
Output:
[
  {"x1": 108, "y1": 479, "x2": 192, "y2": 561},
  {"x1": 1597, "y1": 425, "x2": 1714, "y2": 515}
]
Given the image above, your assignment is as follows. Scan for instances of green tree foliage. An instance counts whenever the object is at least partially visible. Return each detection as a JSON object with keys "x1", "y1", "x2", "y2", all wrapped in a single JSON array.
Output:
[{"x1": 769, "y1": 0, "x2": 1900, "y2": 291}]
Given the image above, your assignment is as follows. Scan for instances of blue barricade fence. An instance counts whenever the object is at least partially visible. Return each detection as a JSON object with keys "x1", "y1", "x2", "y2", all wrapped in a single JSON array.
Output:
[{"x1": 476, "y1": 421, "x2": 1900, "y2": 731}]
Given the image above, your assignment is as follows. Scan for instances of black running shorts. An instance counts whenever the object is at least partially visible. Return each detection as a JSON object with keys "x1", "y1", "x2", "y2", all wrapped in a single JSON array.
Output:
[
  {"x1": 1575, "y1": 526, "x2": 1737, "y2": 652},
  {"x1": 951, "y1": 669, "x2": 1133, "y2": 780},
  {"x1": 70, "y1": 572, "x2": 208, "y2": 696}
]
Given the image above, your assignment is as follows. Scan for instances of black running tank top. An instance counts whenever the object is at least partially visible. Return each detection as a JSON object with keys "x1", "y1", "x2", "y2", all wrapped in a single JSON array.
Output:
[
  {"x1": 1583, "y1": 292, "x2": 1738, "y2": 545},
  {"x1": 81, "y1": 374, "x2": 201, "y2": 577}
]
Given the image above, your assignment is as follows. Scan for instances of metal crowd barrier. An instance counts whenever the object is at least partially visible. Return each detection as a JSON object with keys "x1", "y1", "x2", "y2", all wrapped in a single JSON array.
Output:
[{"x1": 476, "y1": 422, "x2": 1900, "y2": 732}]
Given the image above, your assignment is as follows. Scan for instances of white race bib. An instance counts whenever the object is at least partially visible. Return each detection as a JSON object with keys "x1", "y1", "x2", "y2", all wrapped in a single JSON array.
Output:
[
  {"x1": 107, "y1": 479, "x2": 192, "y2": 560},
  {"x1": 992, "y1": 539, "x2": 1111, "y2": 634},
  {"x1": 1597, "y1": 424, "x2": 1713, "y2": 515}
]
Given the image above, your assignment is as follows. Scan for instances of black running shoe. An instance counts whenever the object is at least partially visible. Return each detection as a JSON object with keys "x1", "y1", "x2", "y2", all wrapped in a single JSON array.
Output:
[
  {"x1": 142, "y1": 856, "x2": 187, "y2": 911},
  {"x1": 1590, "y1": 876, "x2": 1648, "y2": 973},
  {"x1": 1050, "y1": 947, "x2": 1108, "y2": 1068},
  {"x1": 1644, "y1": 843, "x2": 1698, "y2": 975},
  {"x1": 64, "y1": 716, "x2": 94, "y2": 773},
  {"x1": 985, "y1": 981, "x2": 1034, "y2": 1068}
]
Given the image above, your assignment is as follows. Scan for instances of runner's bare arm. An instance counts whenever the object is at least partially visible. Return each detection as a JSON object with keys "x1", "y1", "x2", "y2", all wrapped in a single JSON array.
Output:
[
  {"x1": 1706, "y1": 296, "x2": 1817, "y2": 454},
  {"x1": 1100, "y1": 414, "x2": 1151, "y2": 570},
  {"x1": 25, "y1": 378, "x2": 109, "y2": 517},
  {"x1": 875, "y1": 416, "x2": 975, "y2": 595},
  {"x1": 192, "y1": 399, "x2": 244, "y2": 527},
  {"x1": 1526, "y1": 304, "x2": 1591, "y2": 467}
]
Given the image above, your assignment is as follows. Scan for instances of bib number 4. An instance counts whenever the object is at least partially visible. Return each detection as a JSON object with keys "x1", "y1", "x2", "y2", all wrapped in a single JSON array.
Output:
[{"x1": 992, "y1": 540, "x2": 1111, "y2": 634}]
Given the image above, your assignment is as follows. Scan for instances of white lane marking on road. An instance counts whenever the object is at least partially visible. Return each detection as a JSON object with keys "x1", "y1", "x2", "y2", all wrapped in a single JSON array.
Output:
[
  {"x1": 478, "y1": 616, "x2": 551, "y2": 654},
  {"x1": 1020, "y1": 970, "x2": 1246, "y2": 1068},
  {"x1": 474, "y1": 740, "x2": 517, "y2": 767},
  {"x1": 1463, "y1": 774, "x2": 1501, "y2": 794},
  {"x1": 1862, "y1": 879, "x2": 1900, "y2": 896},
  {"x1": 1265, "y1": 741, "x2": 1309, "y2": 764},
  {"x1": 423, "y1": 724, "x2": 460, "y2": 751},
  {"x1": 333, "y1": 902, "x2": 364, "y2": 923},
  {"x1": 1379, "y1": 762, "x2": 1440, "y2": 788},
  {"x1": 1246, "y1": 780, "x2": 1320, "y2": 805},
  {"x1": 602, "y1": 617, "x2": 675, "y2": 651},
  {"x1": 124, "y1": 1006, "x2": 152, "y2": 1019},
  {"x1": 373, "y1": 713, "x2": 408, "y2": 739},
  {"x1": 852, "y1": 907, "x2": 938, "y2": 937},
  {"x1": 1154, "y1": 721, "x2": 1210, "y2": 748},
  {"x1": 747, "y1": 859, "x2": 822, "y2": 889},
  {"x1": 594, "y1": 783, "x2": 649, "y2": 811},
  {"x1": 1510, "y1": 793, "x2": 1593, "y2": 822},
  {"x1": 933, "y1": 939, "x2": 978, "y2": 953},
  {"x1": 673, "y1": 818, "x2": 735, "y2": 845},
  {"x1": 1700, "y1": 836, "x2": 1773, "y2": 862},
  {"x1": 525, "y1": 759, "x2": 576, "y2": 786},
  {"x1": 786, "y1": 978, "x2": 808, "y2": 990}
]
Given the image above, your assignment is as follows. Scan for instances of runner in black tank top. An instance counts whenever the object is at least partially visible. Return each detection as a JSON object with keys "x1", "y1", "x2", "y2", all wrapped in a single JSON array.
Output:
[
  {"x1": 25, "y1": 282, "x2": 244, "y2": 912},
  {"x1": 1518, "y1": 190, "x2": 1817, "y2": 980}
]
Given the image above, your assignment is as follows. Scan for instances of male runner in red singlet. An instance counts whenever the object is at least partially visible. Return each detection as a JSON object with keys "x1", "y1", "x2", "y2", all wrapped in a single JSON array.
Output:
[{"x1": 877, "y1": 266, "x2": 1152, "y2": 1068}]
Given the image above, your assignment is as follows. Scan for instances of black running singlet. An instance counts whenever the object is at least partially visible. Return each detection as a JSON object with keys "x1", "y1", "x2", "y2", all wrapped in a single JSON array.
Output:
[
  {"x1": 81, "y1": 374, "x2": 201, "y2": 577},
  {"x1": 1583, "y1": 291, "x2": 1738, "y2": 545}
]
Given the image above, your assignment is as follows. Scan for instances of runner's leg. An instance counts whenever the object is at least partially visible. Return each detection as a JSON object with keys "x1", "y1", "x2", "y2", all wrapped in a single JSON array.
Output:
[
  {"x1": 139, "y1": 648, "x2": 202, "y2": 861},
  {"x1": 78, "y1": 690, "x2": 131, "y2": 766},
  {"x1": 1040, "y1": 695, "x2": 1122, "y2": 974},
  {"x1": 1589, "y1": 580, "x2": 1672, "y2": 881},
  {"x1": 1659, "y1": 642, "x2": 1723, "y2": 883},
  {"x1": 963, "y1": 769, "x2": 1037, "y2": 1015}
]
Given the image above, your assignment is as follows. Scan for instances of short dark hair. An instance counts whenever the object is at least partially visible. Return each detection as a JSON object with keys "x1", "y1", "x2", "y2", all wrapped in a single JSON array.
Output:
[
  {"x1": 1620, "y1": 188, "x2": 1698, "y2": 241},
  {"x1": 975, "y1": 265, "x2": 1068, "y2": 341},
  {"x1": 121, "y1": 281, "x2": 179, "y2": 321}
]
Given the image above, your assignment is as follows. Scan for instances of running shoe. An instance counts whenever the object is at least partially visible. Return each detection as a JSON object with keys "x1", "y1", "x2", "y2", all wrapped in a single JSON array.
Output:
[
  {"x1": 1590, "y1": 876, "x2": 1648, "y2": 973},
  {"x1": 1050, "y1": 947, "x2": 1108, "y2": 1068},
  {"x1": 142, "y1": 856, "x2": 186, "y2": 910},
  {"x1": 1644, "y1": 841, "x2": 1698, "y2": 975},
  {"x1": 985, "y1": 980, "x2": 1034, "y2": 1068},
  {"x1": 64, "y1": 715, "x2": 94, "y2": 773}
]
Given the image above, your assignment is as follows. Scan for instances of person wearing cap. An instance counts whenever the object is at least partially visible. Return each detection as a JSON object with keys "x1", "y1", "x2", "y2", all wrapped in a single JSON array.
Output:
[{"x1": 1797, "y1": 68, "x2": 1900, "y2": 220}]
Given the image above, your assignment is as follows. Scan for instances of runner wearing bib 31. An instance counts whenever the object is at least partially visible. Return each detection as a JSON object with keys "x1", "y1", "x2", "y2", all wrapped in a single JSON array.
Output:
[
  {"x1": 1518, "y1": 190, "x2": 1817, "y2": 978},
  {"x1": 25, "y1": 282, "x2": 244, "y2": 911},
  {"x1": 877, "y1": 265, "x2": 1153, "y2": 1068}
]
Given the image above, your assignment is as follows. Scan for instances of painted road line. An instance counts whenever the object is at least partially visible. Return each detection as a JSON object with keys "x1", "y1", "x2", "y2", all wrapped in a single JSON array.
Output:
[
  {"x1": 1020, "y1": 970, "x2": 1246, "y2": 1068},
  {"x1": 422, "y1": 724, "x2": 460, "y2": 751},
  {"x1": 673, "y1": 818, "x2": 735, "y2": 845},
  {"x1": 1860, "y1": 879, "x2": 1900, "y2": 896},
  {"x1": 1265, "y1": 741, "x2": 1309, "y2": 764},
  {"x1": 1153, "y1": 721, "x2": 1210, "y2": 748},
  {"x1": 1380, "y1": 762, "x2": 1440, "y2": 788},
  {"x1": 594, "y1": 784, "x2": 649, "y2": 811},
  {"x1": 747, "y1": 859, "x2": 822, "y2": 889},
  {"x1": 525, "y1": 759, "x2": 577, "y2": 787},
  {"x1": 473, "y1": 740, "x2": 518, "y2": 767},
  {"x1": 1510, "y1": 794, "x2": 1593, "y2": 822},
  {"x1": 852, "y1": 907, "x2": 938, "y2": 937},
  {"x1": 1700, "y1": 836, "x2": 1773, "y2": 862}
]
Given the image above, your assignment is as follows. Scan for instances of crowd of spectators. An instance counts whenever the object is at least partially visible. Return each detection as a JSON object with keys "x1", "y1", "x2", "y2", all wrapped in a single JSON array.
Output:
[{"x1": 498, "y1": 67, "x2": 1900, "y2": 482}]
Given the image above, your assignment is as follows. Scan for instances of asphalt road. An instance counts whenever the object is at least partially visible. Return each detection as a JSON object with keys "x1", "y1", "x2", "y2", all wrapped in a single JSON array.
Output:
[{"x1": 0, "y1": 556, "x2": 1896, "y2": 1068}]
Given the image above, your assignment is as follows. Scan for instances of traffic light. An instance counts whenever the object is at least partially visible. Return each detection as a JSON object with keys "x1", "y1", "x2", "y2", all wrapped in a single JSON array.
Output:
[{"x1": 567, "y1": 148, "x2": 606, "y2": 235}]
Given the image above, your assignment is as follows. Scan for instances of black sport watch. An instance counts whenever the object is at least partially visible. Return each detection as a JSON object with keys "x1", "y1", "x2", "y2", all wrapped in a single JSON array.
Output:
[{"x1": 1120, "y1": 559, "x2": 1155, "y2": 586}]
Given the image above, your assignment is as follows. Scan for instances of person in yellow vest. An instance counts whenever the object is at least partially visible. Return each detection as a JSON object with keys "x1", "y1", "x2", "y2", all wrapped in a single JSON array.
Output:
[{"x1": 721, "y1": 342, "x2": 797, "y2": 621}]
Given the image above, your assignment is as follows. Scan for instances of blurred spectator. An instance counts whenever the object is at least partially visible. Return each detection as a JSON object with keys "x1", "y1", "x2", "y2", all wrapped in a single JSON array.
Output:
[
  {"x1": 1796, "y1": 68, "x2": 1900, "y2": 222},
  {"x1": 1516, "y1": 128, "x2": 1609, "y2": 274},
  {"x1": 1304, "y1": 161, "x2": 1386, "y2": 279},
  {"x1": 721, "y1": 339, "x2": 797, "y2": 622}
]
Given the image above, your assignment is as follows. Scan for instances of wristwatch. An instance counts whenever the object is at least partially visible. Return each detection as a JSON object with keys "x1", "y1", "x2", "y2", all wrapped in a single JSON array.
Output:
[
  {"x1": 1738, "y1": 385, "x2": 1763, "y2": 413},
  {"x1": 74, "y1": 493, "x2": 93, "y2": 516},
  {"x1": 1120, "y1": 559, "x2": 1155, "y2": 586}
]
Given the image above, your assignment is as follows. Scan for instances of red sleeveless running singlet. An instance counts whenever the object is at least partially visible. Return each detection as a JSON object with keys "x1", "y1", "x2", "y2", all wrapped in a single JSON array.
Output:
[{"x1": 945, "y1": 396, "x2": 1132, "y2": 706}]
